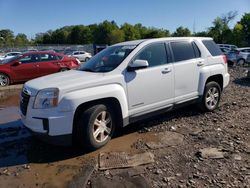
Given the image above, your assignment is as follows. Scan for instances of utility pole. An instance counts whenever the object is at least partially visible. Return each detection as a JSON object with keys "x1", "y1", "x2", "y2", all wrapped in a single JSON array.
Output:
[{"x1": 193, "y1": 19, "x2": 196, "y2": 35}]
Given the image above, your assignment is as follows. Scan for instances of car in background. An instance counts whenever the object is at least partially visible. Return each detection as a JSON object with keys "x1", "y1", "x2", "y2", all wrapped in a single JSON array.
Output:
[
  {"x1": 218, "y1": 44, "x2": 238, "y2": 50},
  {"x1": 234, "y1": 47, "x2": 250, "y2": 65},
  {"x1": 66, "y1": 51, "x2": 92, "y2": 62},
  {"x1": 0, "y1": 52, "x2": 79, "y2": 86},
  {"x1": 219, "y1": 47, "x2": 237, "y2": 66},
  {"x1": 0, "y1": 52, "x2": 22, "y2": 61}
]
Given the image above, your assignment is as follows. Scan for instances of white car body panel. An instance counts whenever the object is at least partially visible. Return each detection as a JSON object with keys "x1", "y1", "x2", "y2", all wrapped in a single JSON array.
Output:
[{"x1": 21, "y1": 37, "x2": 230, "y2": 143}]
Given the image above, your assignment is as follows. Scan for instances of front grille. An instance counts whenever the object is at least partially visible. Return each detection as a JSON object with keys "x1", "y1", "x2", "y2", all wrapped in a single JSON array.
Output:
[{"x1": 20, "y1": 91, "x2": 30, "y2": 116}]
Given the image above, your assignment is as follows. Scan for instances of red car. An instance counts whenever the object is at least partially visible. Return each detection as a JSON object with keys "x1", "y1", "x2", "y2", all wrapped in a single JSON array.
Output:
[{"x1": 0, "y1": 52, "x2": 80, "y2": 86}]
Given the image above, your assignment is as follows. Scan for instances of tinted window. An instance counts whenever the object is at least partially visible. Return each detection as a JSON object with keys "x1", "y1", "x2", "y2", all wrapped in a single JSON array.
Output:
[
  {"x1": 192, "y1": 42, "x2": 201, "y2": 58},
  {"x1": 40, "y1": 53, "x2": 58, "y2": 61},
  {"x1": 19, "y1": 54, "x2": 39, "y2": 64},
  {"x1": 133, "y1": 43, "x2": 168, "y2": 67},
  {"x1": 202, "y1": 40, "x2": 222, "y2": 56},
  {"x1": 171, "y1": 42, "x2": 196, "y2": 62},
  {"x1": 57, "y1": 55, "x2": 63, "y2": 60}
]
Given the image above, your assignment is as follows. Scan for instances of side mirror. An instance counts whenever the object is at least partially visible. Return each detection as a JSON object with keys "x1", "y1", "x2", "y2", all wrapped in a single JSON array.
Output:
[
  {"x1": 12, "y1": 61, "x2": 22, "y2": 66},
  {"x1": 127, "y1": 59, "x2": 149, "y2": 71}
]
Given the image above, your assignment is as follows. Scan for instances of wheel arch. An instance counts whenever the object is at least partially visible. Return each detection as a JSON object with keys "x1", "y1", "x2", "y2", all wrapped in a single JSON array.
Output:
[
  {"x1": 0, "y1": 71, "x2": 11, "y2": 83},
  {"x1": 205, "y1": 74, "x2": 223, "y2": 92},
  {"x1": 72, "y1": 97, "x2": 124, "y2": 141}
]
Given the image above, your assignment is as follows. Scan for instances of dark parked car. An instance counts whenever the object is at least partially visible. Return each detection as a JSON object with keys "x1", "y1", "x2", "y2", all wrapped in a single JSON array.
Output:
[{"x1": 0, "y1": 52, "x2": 79, "y2": 86}]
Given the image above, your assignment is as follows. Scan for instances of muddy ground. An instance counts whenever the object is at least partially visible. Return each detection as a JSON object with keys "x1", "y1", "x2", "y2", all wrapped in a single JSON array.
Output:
[{"x1": 0, "y1": 67, "x2": 249, "y2": 188}]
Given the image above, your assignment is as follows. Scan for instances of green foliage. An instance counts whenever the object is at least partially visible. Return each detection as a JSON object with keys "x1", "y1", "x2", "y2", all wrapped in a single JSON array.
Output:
[
  {"x1": 172, "y1": 27, "x2": 191, "y2": 37},
  {"x1": 239, "y1": 13, "x2": 250, "y2": 46},
  {"x1": 0, "y1": 11, "x2": 249, "y2": 48}
]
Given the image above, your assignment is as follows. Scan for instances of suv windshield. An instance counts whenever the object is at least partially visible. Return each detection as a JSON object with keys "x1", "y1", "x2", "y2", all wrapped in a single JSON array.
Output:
[
  {"x1": 79, "y1": 45, "x2": 136, "y2": 73},
  {"x1": 0, "y1": 55, "x2": 21, "y2": 64}
]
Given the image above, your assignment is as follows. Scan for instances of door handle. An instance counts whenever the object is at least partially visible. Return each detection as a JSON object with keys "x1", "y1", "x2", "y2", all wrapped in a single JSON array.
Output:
[
  {"x1": 197, "y1": 61, "x2": 205, "y2": 66},
  {"x1": 162, "y1": 68, "x2": 171, "y2": 74}
]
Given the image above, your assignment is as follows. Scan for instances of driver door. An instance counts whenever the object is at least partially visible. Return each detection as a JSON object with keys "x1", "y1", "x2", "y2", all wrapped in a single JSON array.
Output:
[{"x1": 125, "y1": 42, "x2": 174, "y2": 116}]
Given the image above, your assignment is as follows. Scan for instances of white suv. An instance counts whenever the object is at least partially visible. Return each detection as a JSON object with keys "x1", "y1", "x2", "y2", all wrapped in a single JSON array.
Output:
[{"x1": 20, "y1": 37, "x2": 230, "y2": 150}]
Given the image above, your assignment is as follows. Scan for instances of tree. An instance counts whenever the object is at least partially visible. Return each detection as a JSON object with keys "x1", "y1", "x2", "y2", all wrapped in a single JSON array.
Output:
[
  {"x1": 193, "y1": 31, "x2": 208, "y2": 37},
  {"x1": 0, "y1": 29, "x2": 15, "y2": 47},
  {"x1": 172, "y1": 26, "x2": 191, "y2": 37},
  {"x1": 69, "y1": 26, "x2": 82, "y2": 44},
  {"x1": 208, "y1": 11, "x2": 238, "y2": 43},
  {"x1": 93, "y1": 20, "x2": 119, "y2": 44},
  {"x1": 51, "y1": 29, "x2": 69, "y2": 44},
  {"x1": 239, "y1": 13, "x2": 250, "y2": 46},
  {"x1": 143, "y1": 28, "x2": 170, "y2": 38},
  {"x1": 14, "y1": 33, "x2": 29, "y2": 47},
  {"x1": 108, "y1": 29, "x2": 125, "y2": 44},
  {"x1": 121, "y1": 23, "x2": 140, "y2": 41}
]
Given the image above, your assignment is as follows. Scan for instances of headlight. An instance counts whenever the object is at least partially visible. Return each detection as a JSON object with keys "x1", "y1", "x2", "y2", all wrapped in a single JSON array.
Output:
[{"x1": 33, "y1": 88, "x2": 59, "y2": 109}]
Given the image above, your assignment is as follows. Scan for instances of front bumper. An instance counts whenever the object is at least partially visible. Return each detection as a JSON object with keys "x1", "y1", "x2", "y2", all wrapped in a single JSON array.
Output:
[
  {"x1": 21, "y1": 96, "x2": 75, "y2": 146},
  {"x1": 26, "y1": 127, "x2": 72, "y2": 146}
]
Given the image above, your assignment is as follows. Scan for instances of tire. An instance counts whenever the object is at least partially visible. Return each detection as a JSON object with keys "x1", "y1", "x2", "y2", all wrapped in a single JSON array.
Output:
[
  {"x1": 85, "y1": 57, "x2": 90, "y2": 62},
  {"x1": 59, "y1": 68, "x2": 69, "y2": 72},
  {"x1": 75, "y1": 104, "x2": 115, "y2": 150},
  {"x1": 0, "y1": 73, "x2": 10, "y2": 87},
  {"x1": 199, "y1": 81, "x2": 221, "y2": 112}
]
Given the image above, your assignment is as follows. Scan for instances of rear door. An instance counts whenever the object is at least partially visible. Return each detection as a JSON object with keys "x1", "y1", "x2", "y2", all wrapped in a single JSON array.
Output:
[
  {"x1": 37, "y1": 53, "x2": 61, "y2": 76},
  {"x1": 11, "y1": 54, "x2": 40, "y2": 81},
  {"x1": 170, "y1": 41, "x2": 202, "y2": 103}
]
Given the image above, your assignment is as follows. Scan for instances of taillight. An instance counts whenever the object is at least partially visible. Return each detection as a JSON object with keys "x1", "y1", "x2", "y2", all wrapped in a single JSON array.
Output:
[{"x1": 223, "y1": 55, "x2": 227, "y2": 64}]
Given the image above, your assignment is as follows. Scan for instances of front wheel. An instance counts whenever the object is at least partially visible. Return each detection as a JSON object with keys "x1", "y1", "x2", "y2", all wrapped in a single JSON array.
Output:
[
  {"x1": 199, "y1": 81, "x2": 221, "y2": 112},
  {"x1": 0, "y1": 73, "x2": 10, "y2": 87},
  {"x1": 75, "y1": 104, "x2": 115, "y2": 150}
]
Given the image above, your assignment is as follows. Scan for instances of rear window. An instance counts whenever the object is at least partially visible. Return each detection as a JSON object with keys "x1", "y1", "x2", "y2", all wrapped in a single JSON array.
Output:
[
  {"x1": 171, "y1": 41, "x2": 196, "y2": 62},
  {"x1": 202, "y1": 40, "x2": 222, "y2": 56}
]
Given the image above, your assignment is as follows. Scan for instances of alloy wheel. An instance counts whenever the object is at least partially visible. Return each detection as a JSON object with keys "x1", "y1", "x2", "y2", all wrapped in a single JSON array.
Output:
[
  {"x1": 92, "y1": 111, "x2": 112, "y2": 143},
  {"x1": 205, "y1": 87, "x2": 219, "y2": 110}
]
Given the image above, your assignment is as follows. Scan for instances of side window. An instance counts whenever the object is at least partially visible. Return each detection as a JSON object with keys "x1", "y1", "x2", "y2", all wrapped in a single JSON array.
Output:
[
  {"x1": 171, "y1": 41, "x2": 196, "y2": 62},
  {"x1": 202, "y1": 40, "x2": 222, "y2": 56},
  {"x1": 57, "y1": 55, "x2": 63, "y2": 60},
  {"x1": 133, "y1": 43, "x2": 168, "y2": 67},
  {"x1": 19, "y1": 54, "x2": 39, "y2": 64},
  {"x1": 192, "y1": 42, "x2": 201, "y2": 58},
  {"x1": 40, "y1": 53, "x2": 58, "y2": 62}
]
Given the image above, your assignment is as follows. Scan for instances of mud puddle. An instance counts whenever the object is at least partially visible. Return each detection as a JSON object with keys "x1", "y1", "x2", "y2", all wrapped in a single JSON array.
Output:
[
  {"x1": 0, "y1": 91, "x2": 20, "y2": 108},
  {"x1": 0, "y1": 104, "x2": 156, "y2": 188}
]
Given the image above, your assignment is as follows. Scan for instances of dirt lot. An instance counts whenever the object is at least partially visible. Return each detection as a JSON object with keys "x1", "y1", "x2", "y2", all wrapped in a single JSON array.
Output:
[{"x1": 0, "y1": 67, "x2": 249, "y2": 188}]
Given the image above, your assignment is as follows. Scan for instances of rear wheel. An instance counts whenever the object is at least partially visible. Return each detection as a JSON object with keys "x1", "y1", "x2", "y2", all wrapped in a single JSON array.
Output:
[
  {"x1": 59, "y1": 68, "x2": 69, "y2": 72},
  {"x1": 199, "y1": 81, "x2": 221, "y2": 112},
  {"x1": 0, "y1": 73, "x2": 10, "y2": 87},
  {"x1": 75, "y1": 104, "x2": 115, "y2": 150},
  {"x1": 85, "y1": 57, "x2": 90, "y2": 62},
  {"x1": 237, "y1": 59, "x2": 245, "y2": 66}
]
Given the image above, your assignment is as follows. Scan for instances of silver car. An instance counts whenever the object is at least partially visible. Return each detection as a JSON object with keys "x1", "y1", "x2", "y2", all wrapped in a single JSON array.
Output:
[{"x1": 235, "y1": 48, "x2": 250, "y2": 65}]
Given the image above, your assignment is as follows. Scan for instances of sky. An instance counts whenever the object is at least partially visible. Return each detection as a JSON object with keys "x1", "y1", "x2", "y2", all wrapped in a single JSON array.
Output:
[{"x1": 0, "y1": 0, "x2": 249, "y2": 38}]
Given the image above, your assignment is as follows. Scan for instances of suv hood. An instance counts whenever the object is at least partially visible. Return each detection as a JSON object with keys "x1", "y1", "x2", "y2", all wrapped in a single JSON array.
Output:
[{"x1": 24, "y1": 70, "x2": 117, "y2": 96}]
